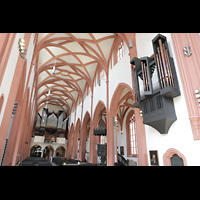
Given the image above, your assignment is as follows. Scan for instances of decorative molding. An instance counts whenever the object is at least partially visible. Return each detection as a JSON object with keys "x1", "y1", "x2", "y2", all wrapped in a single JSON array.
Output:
[{"x1": 163, "y1": 148, "x2": 187, "y2": 166}]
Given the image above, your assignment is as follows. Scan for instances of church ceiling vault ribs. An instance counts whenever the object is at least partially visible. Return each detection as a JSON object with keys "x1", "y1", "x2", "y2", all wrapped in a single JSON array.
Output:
[{"x1": 34, "y1": 33, "x2": 129, "y2": 114}]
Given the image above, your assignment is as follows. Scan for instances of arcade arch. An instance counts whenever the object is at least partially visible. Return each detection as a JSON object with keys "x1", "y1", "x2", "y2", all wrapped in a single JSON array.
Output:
[
  {"x1": 30, "y1": 145, "x2": 42, "y2": 157},
  {"x1": 43, "y1": 145, "x2": 54, "y2": 160},
  {"x1": 89, "y1": 101, "x2": 107, "y2": 164},
  {"x1": 55, "y1": 146, "x2": 65, "y2": 157},
  {"x1": 107, "y1": 83, "x2": 148, "y2": 166},
  {"x1": 78, "y1": 111, "x2": 91, "y2": 161}
]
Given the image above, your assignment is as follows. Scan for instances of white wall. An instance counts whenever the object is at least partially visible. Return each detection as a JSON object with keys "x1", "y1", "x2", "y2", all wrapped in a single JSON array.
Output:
[
  {"x1": 92, "y1": 75, "x2": 107, "y2": 115},
  {"x1": 109, "y1": 53, "x2": 133, "y2": 106}
]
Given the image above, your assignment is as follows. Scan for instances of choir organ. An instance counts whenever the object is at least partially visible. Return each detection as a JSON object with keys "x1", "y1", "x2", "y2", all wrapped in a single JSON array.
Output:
[{"x1": 130, "y1": 34, "x2": 181, "y2": 134}]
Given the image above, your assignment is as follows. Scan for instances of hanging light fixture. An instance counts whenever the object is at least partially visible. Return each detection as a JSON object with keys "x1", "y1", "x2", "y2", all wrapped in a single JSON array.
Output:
[
  {"x1": 18, "y1": 38, "x2": 27, "y2": 59},
  {"x1": 93, "y1": 111, "x2": 107, "y2": 136}
]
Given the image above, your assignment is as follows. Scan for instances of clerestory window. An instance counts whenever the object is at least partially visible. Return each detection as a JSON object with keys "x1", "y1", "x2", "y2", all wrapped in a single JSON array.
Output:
[{"x1": 117, "y1": 41, "x2": 124, "y2": 61}]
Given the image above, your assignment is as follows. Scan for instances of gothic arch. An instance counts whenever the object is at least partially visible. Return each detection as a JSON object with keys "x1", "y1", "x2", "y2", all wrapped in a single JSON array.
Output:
[
  {"x1": 107, "y1": 83, "x2": 134, "y2": 165},
  {"x1": 93, "y1": 100, "x2": 107, "y2": 129},
  {"x1": 43, "y1": 144, "x2": 55, "y2": 151},
  {"x1": 89, "y1": 100, "x2": 107, "y2": 164},
  {"x1": 107, "y1": 82, "x2": 148, "y2": 166},
  {"x1": 110, "y1": 83, "x2": 134, "y2": 117},
  {"x1": 79, "y1": 111, "x2": 91, "y2": 161},
  {"x1": 43, "y1": 145, "x2": 54, "y2": 160},
  {"x1": 30, "y1": 144, "x2": 42, "y2": 157},
  {"x1": 55, "y1": 145, "x2": 65, "y2": 157}
]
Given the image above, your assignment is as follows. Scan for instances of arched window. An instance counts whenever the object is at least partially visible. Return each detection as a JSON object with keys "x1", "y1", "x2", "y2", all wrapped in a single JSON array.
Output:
[
  {"x1": 117, "y1": 41, "x2": 124, "y2": 62},
  {"x1": 126, "y1": 110, "x2": 138, "y2": 157},
  {"x1": 129, "y1": 114, "x2": 138, "y2": 155},
  {"x1": 113, "y1": 38, "x2": 125, "y2": 66}
]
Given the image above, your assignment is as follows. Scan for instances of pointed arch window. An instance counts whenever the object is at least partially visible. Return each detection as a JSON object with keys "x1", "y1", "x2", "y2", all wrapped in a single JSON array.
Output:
[
  {"x1": 117, "y1": 41, "x2": 124, "y2": 62},
  {"x1": 129, "y1": 114, "x2": 138, "y2": 155}
]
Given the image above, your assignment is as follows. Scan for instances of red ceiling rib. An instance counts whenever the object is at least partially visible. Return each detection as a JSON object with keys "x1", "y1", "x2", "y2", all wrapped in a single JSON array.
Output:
[{"x1": 34, "y1": 33, "x2": 129, "y2": 114}]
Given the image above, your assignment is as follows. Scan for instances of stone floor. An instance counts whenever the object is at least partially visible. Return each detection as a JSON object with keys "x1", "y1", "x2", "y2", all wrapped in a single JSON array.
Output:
[{"x1": 21, "y1": 157, "x2": 52, "y2": 166}]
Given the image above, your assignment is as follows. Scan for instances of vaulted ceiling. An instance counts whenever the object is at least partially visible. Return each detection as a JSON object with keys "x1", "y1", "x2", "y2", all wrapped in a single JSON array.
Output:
[{"x1": 35, "y1": 33, "x2": 129, "y2": 114}]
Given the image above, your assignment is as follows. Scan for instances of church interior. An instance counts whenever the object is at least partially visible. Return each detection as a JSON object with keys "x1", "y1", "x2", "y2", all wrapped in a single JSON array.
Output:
[{"x1": 0, "y1": 33, "x2": 200, "y2": 166}]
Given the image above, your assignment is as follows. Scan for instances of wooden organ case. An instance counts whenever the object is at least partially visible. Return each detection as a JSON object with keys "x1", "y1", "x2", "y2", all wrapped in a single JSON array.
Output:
[{"x1": 130, "y1": 34, "x2": 180, "y2": 134}]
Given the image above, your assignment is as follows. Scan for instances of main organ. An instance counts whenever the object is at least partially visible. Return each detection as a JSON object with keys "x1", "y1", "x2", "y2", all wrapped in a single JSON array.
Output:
[{"x1": 35, "y1": 108, "x2": 68, "y2": 135}]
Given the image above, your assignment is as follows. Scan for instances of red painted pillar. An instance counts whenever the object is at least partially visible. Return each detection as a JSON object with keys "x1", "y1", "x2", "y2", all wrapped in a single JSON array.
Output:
[
  {"x1": 129, "y1": 33, "x2": 148, "y2": 166},
  {"x1": 171, "y1": 33, "x2": 200, "y2": 140},
  {"x1": 0, "y1": 33, "x2": 32, "y2": 165}
]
